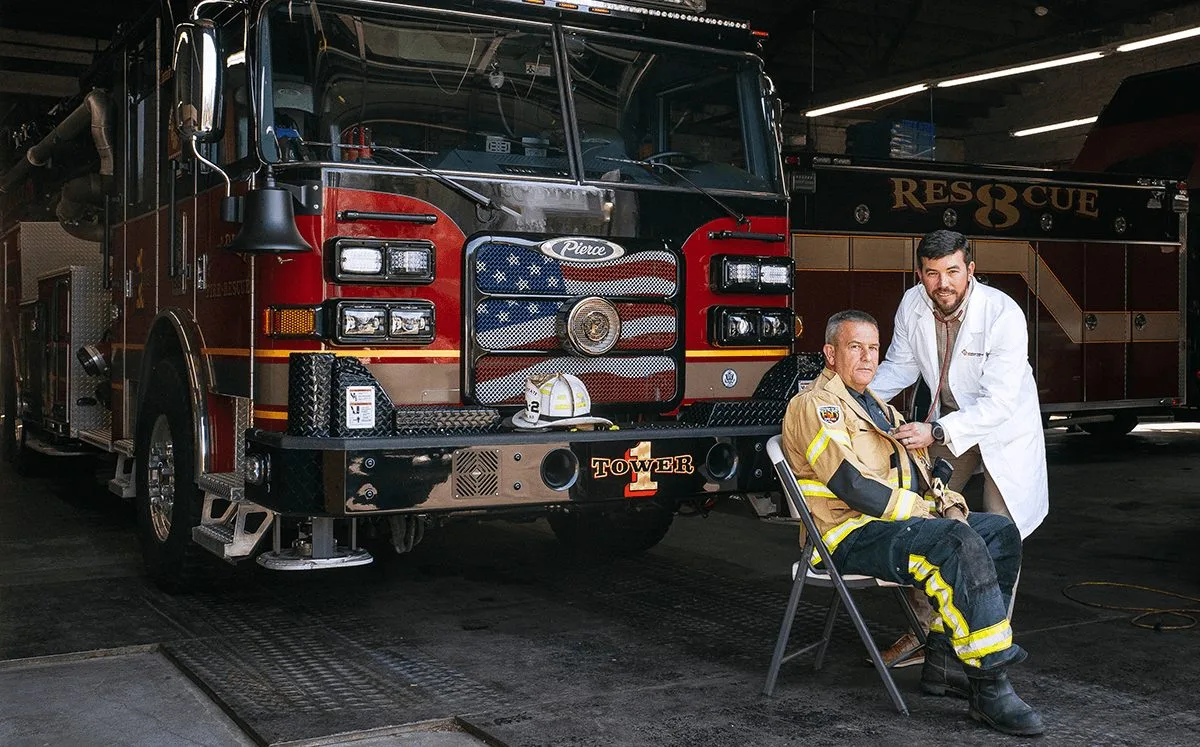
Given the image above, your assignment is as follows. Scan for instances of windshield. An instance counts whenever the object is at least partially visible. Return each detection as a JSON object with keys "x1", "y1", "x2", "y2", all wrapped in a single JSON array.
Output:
[
  {"x1": 566, "y1": 31, "x2": 778, "y2": 193},
  {"x1": 262, "y1": 2, "x2": 778, "y2": 193}
]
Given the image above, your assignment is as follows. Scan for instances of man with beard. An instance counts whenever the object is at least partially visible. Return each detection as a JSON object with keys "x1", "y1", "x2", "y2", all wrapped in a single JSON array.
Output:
[{"x1": 870, "y1": 229, "x2": 1049, "y2": 670}]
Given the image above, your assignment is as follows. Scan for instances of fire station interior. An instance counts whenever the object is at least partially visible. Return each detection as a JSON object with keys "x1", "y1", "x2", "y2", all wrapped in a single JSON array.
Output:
[{"x1": 2, "y1": 1, "x2": 1200, "y2": 745}]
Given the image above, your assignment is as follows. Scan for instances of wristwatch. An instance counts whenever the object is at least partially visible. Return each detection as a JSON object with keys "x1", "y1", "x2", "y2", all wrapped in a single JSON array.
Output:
[{"x1": 931, "y1": 422, "x2": 946, "y2": 445}]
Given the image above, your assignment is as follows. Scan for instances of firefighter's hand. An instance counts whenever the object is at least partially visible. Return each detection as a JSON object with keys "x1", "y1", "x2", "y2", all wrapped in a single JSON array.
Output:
[
  {"x1": 943, "y1": 504, "x2": 969, "y2": 525},
  {"x1": 893, "y1": 422, "x2": 934, "y2": 449}
]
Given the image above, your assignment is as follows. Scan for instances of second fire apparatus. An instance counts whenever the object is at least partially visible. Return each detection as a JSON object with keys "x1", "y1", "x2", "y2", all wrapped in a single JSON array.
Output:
[
  {"x1": 785, "y1": 152, "x2": 1190, "y2": 434},
  {"x1": 0, "y1": 0, "x2": 802, "y2": 589}
]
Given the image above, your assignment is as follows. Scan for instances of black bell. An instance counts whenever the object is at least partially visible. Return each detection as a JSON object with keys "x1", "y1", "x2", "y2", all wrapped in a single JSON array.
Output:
[{"x1": 226, "y1": 178, "x2": 312, "y2": 254}]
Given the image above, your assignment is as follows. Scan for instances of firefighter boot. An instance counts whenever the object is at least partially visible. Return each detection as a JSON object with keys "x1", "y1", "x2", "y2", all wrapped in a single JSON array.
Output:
[
  {"x1": 966, "y1": 667, "x2": 1045, "y2": 736},
  {"x1": 920, "y1": 632, "x2": 969, "y2": 698}
]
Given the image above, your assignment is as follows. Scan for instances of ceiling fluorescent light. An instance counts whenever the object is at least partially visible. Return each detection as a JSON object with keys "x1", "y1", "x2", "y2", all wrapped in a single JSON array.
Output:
[
  {"x1": 805, "y1": 83, "x2": 929, "y2": 118},
  {"x1": 1011, "y1": 116, "x2": 1098, "y2": 137},
  {"x1": 937, "y1": 51, "x2": 1104, "y2": 88},
  {"x1": 1117, "y1": 26, "x2": 1200, "y2": 52}
]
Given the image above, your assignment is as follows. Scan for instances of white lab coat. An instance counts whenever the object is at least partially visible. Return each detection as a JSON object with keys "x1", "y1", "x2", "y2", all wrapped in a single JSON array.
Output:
[{"x1": 871, "y1": 279, "x2": 1048, "y2": 538}]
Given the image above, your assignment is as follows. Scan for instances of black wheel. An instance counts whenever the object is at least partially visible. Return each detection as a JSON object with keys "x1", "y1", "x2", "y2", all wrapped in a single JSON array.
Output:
[
  {"x1": 547, "y1": 504, "x2": 675, "y2": 557},
  {"x1": 1080, "y1": 414, "x2": 1138, "y2": 439},
  {"x1": 134, "y1": 358, "x2": 222, "y2": 592}
]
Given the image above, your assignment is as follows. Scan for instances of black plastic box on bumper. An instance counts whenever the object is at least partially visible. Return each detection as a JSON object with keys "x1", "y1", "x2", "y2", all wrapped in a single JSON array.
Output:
[{"x1": 239, "y1": 352, "x2": 818, "y2": 516}]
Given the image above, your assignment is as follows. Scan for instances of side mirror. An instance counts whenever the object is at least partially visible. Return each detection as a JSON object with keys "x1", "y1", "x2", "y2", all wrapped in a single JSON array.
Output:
[{"x1": 173, "y1": 21, "x2": 223, "y2": 143}]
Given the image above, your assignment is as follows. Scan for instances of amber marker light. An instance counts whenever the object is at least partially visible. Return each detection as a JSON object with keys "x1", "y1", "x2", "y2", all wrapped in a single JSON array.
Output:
[{"x1": 264, "y1": 306, "x2": 322, "y2": 338}]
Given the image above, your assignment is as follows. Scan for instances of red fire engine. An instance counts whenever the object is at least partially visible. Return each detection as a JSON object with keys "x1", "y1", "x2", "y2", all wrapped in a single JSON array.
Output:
[{"x1": 0, "y1": 0, "x2": 799, "y2": 589}]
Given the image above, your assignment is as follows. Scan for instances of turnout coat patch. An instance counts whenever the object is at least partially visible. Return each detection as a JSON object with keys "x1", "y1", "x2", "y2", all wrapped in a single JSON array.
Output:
[{"x1": 817, "y1": 405, "x2": 843, "y2": 425}]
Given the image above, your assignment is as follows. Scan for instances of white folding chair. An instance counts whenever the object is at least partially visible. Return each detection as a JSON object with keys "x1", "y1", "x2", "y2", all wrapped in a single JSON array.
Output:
[{"x1": 762, "y1": 435, "x2": 925, "y2": 715}]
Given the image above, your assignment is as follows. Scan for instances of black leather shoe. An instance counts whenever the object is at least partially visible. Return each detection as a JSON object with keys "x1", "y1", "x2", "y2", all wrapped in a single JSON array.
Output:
[
  {"x1": 920, "y1": 633, "x2": 970, "y2": 699},
  {"x1": 967, "y1": 668, "x2": 1045, "y2": 736}
]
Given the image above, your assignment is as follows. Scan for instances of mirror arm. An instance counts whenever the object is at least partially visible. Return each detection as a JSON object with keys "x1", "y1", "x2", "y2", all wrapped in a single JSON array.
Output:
[
  {"x1": 189, "y1": 135, "x2": 232, "y2": 197},
  {"x1": 191, "y1": 0, "x2": 247, "y2": 21}
]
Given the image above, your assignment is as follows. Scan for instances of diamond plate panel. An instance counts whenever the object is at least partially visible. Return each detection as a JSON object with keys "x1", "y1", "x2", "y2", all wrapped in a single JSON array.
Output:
[
  {"x1": 66, "y1": 265, "x2": 112, "y2": 436},
  {"x1": 16, "y1": 222, "x2": 103, "y2": 303}
]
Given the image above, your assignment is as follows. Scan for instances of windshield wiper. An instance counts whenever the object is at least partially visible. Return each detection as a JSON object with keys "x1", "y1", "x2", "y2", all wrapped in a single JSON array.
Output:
[
  {"x1": 599, "y1": 156, "x2": 747, "y2": 226},
  {"x1": 302, "y1": 140, "x2": 521, "y2": 219}
]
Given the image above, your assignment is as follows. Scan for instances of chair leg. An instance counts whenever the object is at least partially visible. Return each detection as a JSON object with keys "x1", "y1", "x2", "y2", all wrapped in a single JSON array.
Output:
[
  {"x1": 813, "y1": 594, "x2": 841, "y2": 671},
  {"x1": 763, "y1": 572, "x2": 807, "y2": 696},
  {"x1": 830, "y1": 574, "x2": 910, "y2": 716},
  {"x1": 894, "y1": 586, "x2": 928, "y2": 645}
]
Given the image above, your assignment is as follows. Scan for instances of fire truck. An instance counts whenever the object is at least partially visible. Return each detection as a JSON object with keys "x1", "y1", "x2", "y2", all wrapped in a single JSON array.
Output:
[
  {"x1": 0, "y1": 0, "x2": 801, "y2": 589},
  {"x1": 785, "y1": 152, "x2": 1190, "y2": 435}
]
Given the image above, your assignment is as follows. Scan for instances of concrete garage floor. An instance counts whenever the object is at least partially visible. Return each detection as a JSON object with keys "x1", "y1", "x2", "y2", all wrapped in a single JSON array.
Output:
[{"x1": 2, "y1": 424, "x2": 1199, "y2": 746}]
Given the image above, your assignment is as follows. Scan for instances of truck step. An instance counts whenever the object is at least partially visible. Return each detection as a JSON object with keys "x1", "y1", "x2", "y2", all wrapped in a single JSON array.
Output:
[
  {"x1": 77, "y1": 428, "x2": 112, "y2": 450},
  {"x1": 198, "y1": 471, "x2": 244, "y2": 502},
  {"x1": 113, "y1": 439, "x2": 135, "y2": 457},
  {"x1": 192, "y1": 493, "x2": 273, "y2": 562},
  {"x1": 192, "y1": 523, "x2": 241, "y2": 560},
  {"x1": 108, "y1": 474, "x2": 136, "y2": 499}
]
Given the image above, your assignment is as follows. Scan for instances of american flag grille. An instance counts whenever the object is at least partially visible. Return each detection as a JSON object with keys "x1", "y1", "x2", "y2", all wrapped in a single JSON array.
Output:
[
  {"x1": 475, "y1": 300, "x2": 676, "y2": 351},
  {"x1": 467, "y1": 237, "x2": 682, "y2": 407},
  {"x1": 473, "y1": 242, "x2": 678, "y2": 297},
  {"x1": 473, "y1": 355, "x2": 677, "y2": 405}
]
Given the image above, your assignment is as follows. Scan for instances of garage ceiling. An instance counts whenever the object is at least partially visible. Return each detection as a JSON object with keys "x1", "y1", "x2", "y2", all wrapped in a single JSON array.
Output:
[{"x1": 1, "y1": 1, "x2": 1198, "y2": 145}]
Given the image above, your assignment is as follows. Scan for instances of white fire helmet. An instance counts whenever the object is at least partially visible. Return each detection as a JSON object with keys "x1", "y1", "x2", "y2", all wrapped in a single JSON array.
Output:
[{"x1": 509, "y1": 373, "x2": 613, "y2": 430}]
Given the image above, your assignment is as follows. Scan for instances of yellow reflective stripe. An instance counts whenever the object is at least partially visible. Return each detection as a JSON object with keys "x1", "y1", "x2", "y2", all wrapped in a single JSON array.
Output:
[
  {"x1": 805, "y1": 426, "x2": 850, "y2": 465},
  {"x1": 908, "y1": 554, "x2": 970, "y2": 641},
  {"x1": 956, "y1": 620, "x2": 1013, "y2": 664},
  {"x1": 810, "y1": 514, "x2": 878, "y2": 566},
  {"x1": 929, "y1": 618, "x2": 945, "y2": 634},
  {"x1": 797, "y1": 479, "x2": 836, "y2": 499},
  {"x1": 805, "y1": 430, "x2": 831, "y2": 464},
  {"x1": 883, "y1": 490, "x2": 920, "y2": 521}
]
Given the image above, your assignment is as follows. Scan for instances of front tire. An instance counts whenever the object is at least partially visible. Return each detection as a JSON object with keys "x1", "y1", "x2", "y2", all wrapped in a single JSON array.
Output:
[
  {"x1": 547, "y1": 503, "x2": 675, "y2": 557},
  {"x1": 134, "y1": 359, "x2": 220, "y2": 592}
]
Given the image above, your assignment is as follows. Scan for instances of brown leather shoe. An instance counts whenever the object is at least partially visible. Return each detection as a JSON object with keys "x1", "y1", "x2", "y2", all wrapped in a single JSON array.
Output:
[{"x1": 868, "y1": 631, "x2": 925, "y2": 669}]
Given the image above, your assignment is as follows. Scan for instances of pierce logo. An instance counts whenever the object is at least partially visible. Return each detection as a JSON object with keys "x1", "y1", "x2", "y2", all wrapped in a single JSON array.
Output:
[
  {"x1": 539, "y1": 237, "x2": 625, "y2": 263},
  {"x1": 591, "y1": 441, "x2": 695, "y2": 498}
]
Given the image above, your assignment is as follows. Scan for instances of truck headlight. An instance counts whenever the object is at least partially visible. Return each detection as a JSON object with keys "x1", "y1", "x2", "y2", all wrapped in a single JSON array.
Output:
[
  {"x1": 339, "y1": 246, "x2": 384, "y2": 275},
  {"x1": 708, "y1": 306, "x2": 795, "y2": 347},
  {"x1": 387, "y1": 246, "x2": 433, "y2": 281},
  {"x1": 759, "y1": 310, "x2": 792, "y2": 344},
  {"x1": 333, "y1": 239, "x2": 435, "y2": 284},
  {"x1": 332, "y1": 300, "x2": 435, "y2": 344},
  {"x1": 339, "y1": 306, "x2": 388, "y2": 340},
  {"x1": 389, "y1": 304, "x2": 435, "y2": 342},
  {"x1": 711, "y1": 255, "x2": 794, "y2": 294}
]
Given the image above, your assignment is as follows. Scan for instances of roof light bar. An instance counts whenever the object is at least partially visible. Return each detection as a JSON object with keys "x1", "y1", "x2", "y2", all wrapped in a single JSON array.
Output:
[
  {"x1": 1117, "y1": 25, "x2": 1200, "y2": 52},
  {"x1": 936, "y1": 51, "x2": 1105, "y2": 88},
  {"x1": 805, "y1": 84, "x2": 929, "y2": 118},
  {"x1": 1011, "y1": 116, "x2": 1097, "y2": 137}
]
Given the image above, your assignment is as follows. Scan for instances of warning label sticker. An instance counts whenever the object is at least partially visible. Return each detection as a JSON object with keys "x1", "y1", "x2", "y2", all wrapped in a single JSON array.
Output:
[{"x1": 346, "y1": 386, "x2": 376, "y2": 429}]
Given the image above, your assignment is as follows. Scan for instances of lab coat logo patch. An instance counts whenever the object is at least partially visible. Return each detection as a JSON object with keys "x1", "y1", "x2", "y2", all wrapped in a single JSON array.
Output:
[{"x1": 818, "y1": 405, "x2": 842, "y2": 425}]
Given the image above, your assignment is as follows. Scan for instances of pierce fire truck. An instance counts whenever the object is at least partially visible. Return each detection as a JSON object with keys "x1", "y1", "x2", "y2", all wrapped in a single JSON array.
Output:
[
  {"x1": 785, "y1": 152, "x2": 1190, "y2": 434},
  {"x1": 0, "y1": 0, "x2": 805, "y2": 589}
]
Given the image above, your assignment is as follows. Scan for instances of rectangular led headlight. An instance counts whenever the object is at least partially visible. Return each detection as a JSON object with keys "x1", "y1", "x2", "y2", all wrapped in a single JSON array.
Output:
[
  {"x1": 339, "y1": 246, "x2": 383, "y2": 275},
  {"x1": 389, "y1": 303, "x2": 435, "y2": 343},
  {"x1": 338, "y1": 305, "x2": 388, "y2": 341},
  {"x1": 711, "y1": 255, "x2": 795, "y2": 294},
  {"x1": 708, "y1": 306, "x2": 795, "y2": 347},
  {"x1": 331, "y1": 300, "x2": 435, "y2": 345},
  {"x1": 332, "y1": 238, "x2": 435, "y2": 284},
  {"x1": 387, "y1": 245, "x2": 434, "y2": 282}
]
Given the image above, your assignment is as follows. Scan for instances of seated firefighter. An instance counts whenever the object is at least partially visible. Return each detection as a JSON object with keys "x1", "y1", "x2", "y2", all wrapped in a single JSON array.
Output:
[{"x1": 781, "y1": 310, "x2": 1044, "y2": 737}]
